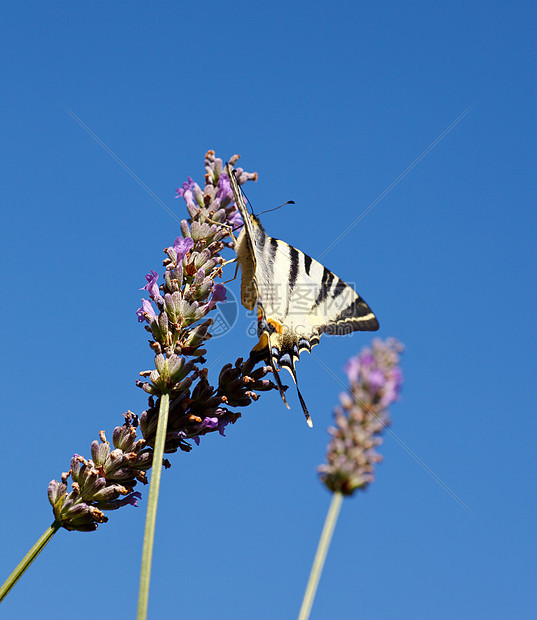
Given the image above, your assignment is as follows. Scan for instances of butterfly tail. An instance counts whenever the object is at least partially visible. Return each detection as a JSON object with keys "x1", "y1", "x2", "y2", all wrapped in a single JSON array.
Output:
[
  {"x1": 251, "y1": 303, "x2": 312, "y2": 426},
  {"x1": 269, "y1": 354, "x2": 291, "y2": 410},
  {"x1": 250, "y1": 344, "x2": 313, "y2": 426},
  {"x1": 295, "y1": 382, "x2": 313, "y2": 428},
  {"x1": 279, "y1": 357, "x2": 313, "y2": 428},
  {"x1": 260, "y1": 343, "x2": 313, "y2": 427}
]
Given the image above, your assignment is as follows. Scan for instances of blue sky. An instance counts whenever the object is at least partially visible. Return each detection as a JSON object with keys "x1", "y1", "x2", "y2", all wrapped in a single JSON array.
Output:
[{"x1": 1, "y1": 2, "x2": 536, "y2": 618}]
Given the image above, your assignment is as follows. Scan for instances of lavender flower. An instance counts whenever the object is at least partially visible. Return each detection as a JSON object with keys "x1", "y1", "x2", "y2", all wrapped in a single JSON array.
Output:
[
  {"x1": 47, "y1": 150, "x2": 277, "y2": 531},
  {"x1": 318, "y1": 338, "x2": 403, "y2": 496},
  {"x1": 48, "y1": 414, "x2": 152, "y2": 531},
  {"x1": 136, "y1": 151, "x2": 274, "y2": 453}
]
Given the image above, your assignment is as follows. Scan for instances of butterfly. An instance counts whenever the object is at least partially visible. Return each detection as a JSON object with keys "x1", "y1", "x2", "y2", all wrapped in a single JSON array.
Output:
[{"x1": 226, "y1": 163, "x2": 379, "y2": 426}]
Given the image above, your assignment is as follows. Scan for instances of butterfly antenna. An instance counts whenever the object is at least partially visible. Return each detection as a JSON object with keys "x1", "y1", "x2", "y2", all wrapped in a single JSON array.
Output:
[
  {"x1": 228, "y1": 165, "x2": 294, "y2": 217},
  {"x1": 229, "y1": 168, "x2": 255, "y2": 216},
  {"x1": 258, "y1": 200, "x2": 295, "y2": 216}
]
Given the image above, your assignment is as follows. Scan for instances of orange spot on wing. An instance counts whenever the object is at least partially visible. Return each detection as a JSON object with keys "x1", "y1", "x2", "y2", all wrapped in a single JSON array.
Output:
[{"x1": 267, "y1": 318, "x2": 283, "y2": 334}]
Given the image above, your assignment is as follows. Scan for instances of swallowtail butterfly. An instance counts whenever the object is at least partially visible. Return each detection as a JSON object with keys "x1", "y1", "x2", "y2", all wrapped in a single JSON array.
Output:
[{"x1": 227, "y1": 164, "x2": 379, "y2": 426}]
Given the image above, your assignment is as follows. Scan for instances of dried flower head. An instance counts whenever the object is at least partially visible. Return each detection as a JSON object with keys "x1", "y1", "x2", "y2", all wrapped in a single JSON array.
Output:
[{"x1": 318, "y1": 338, "x2": 403, "y2": 496}]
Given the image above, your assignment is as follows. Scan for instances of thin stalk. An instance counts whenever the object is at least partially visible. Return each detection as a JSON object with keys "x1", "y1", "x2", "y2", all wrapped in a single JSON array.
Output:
[
  {"x1": 137, "y1": 392, "x2": 170, "y2": 620},
  {"x1": 298, "y1": 491, "x2": 343, "y2": 620},
  {"x1": 0, "y1": 521, "x2": 61, "y2": 603}
]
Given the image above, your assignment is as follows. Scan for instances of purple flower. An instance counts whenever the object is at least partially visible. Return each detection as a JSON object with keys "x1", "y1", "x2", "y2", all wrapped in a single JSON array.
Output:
[
  {"x1": 214, "y1": 414, "x2": 233, "y2": 436},
  {"x1": 217, "y1": 173, "x2": 233, "y2": 204},
  {"x1": 115, "y1": 492, "x2": 142, "y2": 508},
  {"x1": 175, "y1": 177, "x2": 195, "y2": 198},
  {"x1": 172, "y1": 236, "x2": 194, "y2": 263},
  {"x1": 204, "y1": 283, "x2": 227, "y2": 312},
  {"x1": 200, "y1": 417, "x2": 219, "y2": 430},
  {"x1": 175, "y1": 178, "x2": 203, "y2": 216},
  {"x1": 204, "y1": 408, "x2": 236, "y2": 436},
  {"x1": 137, "y1": 299, "x2": 156, "y2": 323},
  {"x1": 141, "y1": 270, "x2": 163, "y2": 303},
  {"x1": 368, "y1": 368, "x2": 386, "y2": 394},
  {"x1": 228, "y1": 208, "x2": 244, "y2": 231},
  {"x1": 211, "y1": 283, "x2": 227, "y2": 303},
  {"x1": 319, "y1": 338, "x2": 404, "y2": 496},
  {"x1": 217, "y1": 172, "x2": 244, "y2": 230}
]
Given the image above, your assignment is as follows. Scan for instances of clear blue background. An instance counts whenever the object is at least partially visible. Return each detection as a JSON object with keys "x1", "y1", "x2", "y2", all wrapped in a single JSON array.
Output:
[{"x1": 1, "y1": 2, "x2": 536, "y2": 619}]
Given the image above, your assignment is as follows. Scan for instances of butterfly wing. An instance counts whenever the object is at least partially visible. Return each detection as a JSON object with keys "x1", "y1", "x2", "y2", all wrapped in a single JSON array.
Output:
[{"x1": 226, "y1": 163, "x2": 379, "y2": 426}]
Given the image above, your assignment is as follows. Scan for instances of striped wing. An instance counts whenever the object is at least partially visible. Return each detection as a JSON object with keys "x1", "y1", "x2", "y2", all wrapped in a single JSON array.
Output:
[{"x1": 226, "y1": 164, "x2": 379, "y2": 426}]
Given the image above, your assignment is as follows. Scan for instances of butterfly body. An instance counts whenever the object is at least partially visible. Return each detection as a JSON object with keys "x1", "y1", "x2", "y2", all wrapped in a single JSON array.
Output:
[{"x1": 227, "y1": 164, "x2": 379, "y2": 426}]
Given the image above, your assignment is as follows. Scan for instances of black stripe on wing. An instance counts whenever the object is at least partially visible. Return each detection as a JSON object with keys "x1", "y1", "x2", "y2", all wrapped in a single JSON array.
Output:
[
  {"x1": 312, "y1": 267, "x2": 335, "y2": 310},
  {"x1": 331, "y1": 277, "x2": 347, "y2": 300},
  {"x1": 304, "y1": 253, "x2": 313, "y2": 276},
  {"x1": 319, "y1": 296, "x2": 379, "y2": 335},
  {"x1": 269, "y1": 236, "x2": 278, "y2": 260},
  {"x1": 283, "y1": 245, "x2": 301, "y2": 315},
  {"x1": 288, "y1": 246, "x2": 300, "y2": 293}
]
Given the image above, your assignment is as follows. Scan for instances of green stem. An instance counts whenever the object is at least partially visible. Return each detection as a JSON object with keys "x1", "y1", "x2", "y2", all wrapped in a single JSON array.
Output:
[
  {"x1": 137, "y1": 392, "x2": 170, "y2": 620},
  {"x1": 298, "y1": 491, "x2": 343, "y2": 620},
  {"x1": 0, "y1": 521, "x2": 61, "y2": 603}
]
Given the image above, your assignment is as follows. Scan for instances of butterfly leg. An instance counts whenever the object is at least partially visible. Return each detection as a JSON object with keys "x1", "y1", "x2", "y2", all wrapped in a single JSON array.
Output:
[{"x1": 222, "y1": 258, "x2": 239, "y2": 284}]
